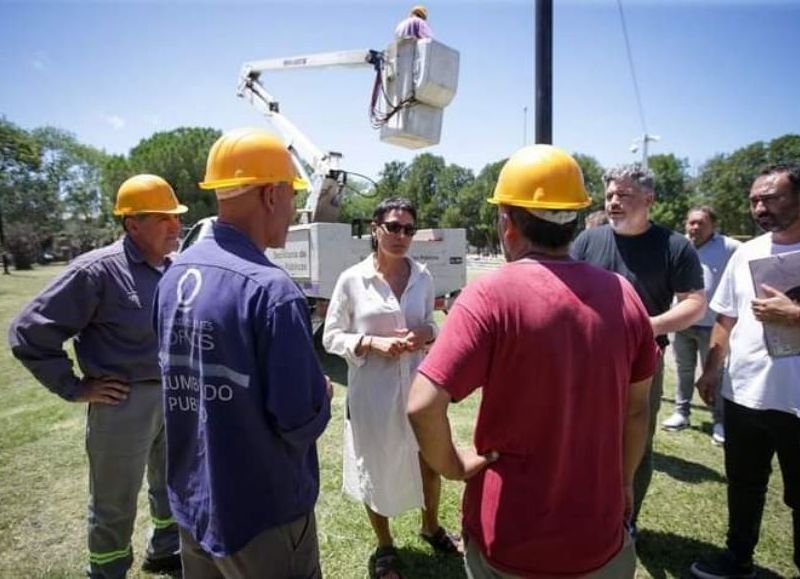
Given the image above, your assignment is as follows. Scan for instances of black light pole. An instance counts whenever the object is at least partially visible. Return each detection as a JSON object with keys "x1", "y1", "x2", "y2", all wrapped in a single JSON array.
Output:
[{"x1": 535, "y1": 0, "x2": 553, "y2": 144}]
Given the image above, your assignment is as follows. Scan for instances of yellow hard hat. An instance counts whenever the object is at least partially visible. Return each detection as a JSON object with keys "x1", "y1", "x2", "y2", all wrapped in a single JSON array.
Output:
[
  {"x1": 411, "y1": 5, "x2": 428, "y2": 19},
  {"x1": 199, "y1": 128, "x2": 308, "y2": 191},
  {"x1": 489, "y1": 145, "x2": 591, "y2": 210},
  {"x1": 113, "y1": 174, "x2": 188, "y2": 216}
]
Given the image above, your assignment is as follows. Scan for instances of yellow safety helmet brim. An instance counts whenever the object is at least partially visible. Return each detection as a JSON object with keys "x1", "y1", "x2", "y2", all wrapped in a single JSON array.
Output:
[
  {"x1": 113, "y1": 205, "x2": 189, "y2": 216},
  {"x1": 198, "y1": 175, "x2": 309, "y2": 192}
]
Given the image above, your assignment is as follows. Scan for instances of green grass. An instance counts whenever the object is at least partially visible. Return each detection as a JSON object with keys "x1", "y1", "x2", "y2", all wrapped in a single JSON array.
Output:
[{"x1": 0, "y1": 265, "x2": 795, "y2": 578}]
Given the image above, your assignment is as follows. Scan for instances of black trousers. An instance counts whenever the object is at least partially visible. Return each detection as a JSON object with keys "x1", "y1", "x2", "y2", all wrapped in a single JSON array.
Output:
[{"x1": 724, "y1": 398, "x2": 800, "y2": 571}]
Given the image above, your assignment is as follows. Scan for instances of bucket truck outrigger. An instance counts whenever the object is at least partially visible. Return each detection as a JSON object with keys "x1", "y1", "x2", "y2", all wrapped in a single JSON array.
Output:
[{"x1": 181, "y1": 37, "x2": 466, "y2": 330}]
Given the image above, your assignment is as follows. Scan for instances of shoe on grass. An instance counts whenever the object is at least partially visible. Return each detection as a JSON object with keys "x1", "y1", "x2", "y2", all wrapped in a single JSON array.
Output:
[
  {"x1": 141, "y1": 553, "x2": 182, "y2": 575},
  {"x1": 662, "y1": 412, "x2": 690, "y2": 431},
  {"x1": 712, "y1": 423, "x2": 725, "y2": 446},
  {"x1": 690, "y1": 550, "x2": 755, "y2": 578}
]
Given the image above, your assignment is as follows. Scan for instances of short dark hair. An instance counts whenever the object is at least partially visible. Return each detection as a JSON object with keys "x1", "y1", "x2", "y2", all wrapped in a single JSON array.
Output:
[
  {"x1": 371, "y1": 197, "x2": 417, "y2": 250},
  {"x1": 505, "y1": 206, "x2": 578, "y2": 249},
  {"x1": 687, "y1": 205, "x2": 717, "y2": 224},
  {"x1": 757, "y1": 164, "x2": 800, "y2": 195},
  {"x1": 372, "y1": 197, "x2": 417, "y2": 224}
]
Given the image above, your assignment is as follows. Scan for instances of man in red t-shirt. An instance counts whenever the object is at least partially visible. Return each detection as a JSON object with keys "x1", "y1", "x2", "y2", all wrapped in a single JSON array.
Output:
[{"x1": 407, "y1": 145, "x2": 658, "y2": 578}]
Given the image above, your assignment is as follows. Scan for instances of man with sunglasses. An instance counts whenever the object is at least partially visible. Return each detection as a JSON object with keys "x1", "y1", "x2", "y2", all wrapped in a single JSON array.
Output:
[
  {"x1": 690, "y1": 164, "x2": 800, "y2": 579},
  {"x1": 154, "y1": 128, "x2": 331, "y2": 578}
]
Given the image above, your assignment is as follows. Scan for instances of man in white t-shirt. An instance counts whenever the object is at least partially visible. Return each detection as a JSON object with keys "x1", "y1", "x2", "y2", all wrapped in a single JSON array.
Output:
[{"x1": 690, "y1": 164, "x2": 800, "y2": 579}]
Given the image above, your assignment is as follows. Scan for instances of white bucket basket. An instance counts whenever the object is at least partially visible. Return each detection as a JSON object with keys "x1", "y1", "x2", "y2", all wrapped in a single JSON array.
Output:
[{"x1": 379, "y1": 38, "x2": 459, "y2": 149}]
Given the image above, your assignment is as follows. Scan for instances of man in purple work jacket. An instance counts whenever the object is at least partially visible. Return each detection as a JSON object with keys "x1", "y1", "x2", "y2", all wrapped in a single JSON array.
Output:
[
  {"x1": 9, "y1": 175, "x2": 187, "y2": 578},
  {"x1": 154, "y1": 128, "x2": 331, "y2": 578}
]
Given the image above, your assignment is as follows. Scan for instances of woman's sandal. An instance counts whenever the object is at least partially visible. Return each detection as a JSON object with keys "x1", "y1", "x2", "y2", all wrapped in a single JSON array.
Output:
[
  {"x1": 419, "y1": 526, "x2": 460, "y2": 554},
  {"x1": 374, "y1": 545, "x2": 402, "y2": 578}
]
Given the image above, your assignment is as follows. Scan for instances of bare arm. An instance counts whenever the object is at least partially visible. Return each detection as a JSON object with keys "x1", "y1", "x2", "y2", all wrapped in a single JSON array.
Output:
[
  {"x1": 650, "y1": 289, "x2": 706, "y2": 336},
  {"x1": 695, "y1": 314, "x2": 737, "y2": 406},
  {"x1": 623, "y1": 376, "x2": 652, "y2": 521},
  {"x1": 407, "y1": 373, "x2": 496, "y2": 480}
]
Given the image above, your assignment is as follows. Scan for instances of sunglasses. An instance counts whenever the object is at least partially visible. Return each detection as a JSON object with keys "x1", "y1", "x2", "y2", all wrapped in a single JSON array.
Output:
[{"x1": 380, "y1": 221, "x2": 417, "y2": 237}]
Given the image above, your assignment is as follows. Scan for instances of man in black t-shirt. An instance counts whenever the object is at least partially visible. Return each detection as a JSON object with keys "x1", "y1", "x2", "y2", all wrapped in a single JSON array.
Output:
[{"x1": 571, "y1": 163, "x2": 705, "y2": 532}]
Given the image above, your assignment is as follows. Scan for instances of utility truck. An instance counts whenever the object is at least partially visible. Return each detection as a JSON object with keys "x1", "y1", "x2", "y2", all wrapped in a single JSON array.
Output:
[{"x1": 181, "y1": 36, "x2": 466, "y2": 330}]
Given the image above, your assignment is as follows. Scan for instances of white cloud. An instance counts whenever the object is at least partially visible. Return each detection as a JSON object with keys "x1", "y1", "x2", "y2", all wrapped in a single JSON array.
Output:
[{"x1": 103, "y1": 115, "x2": 126, "y2": 130}]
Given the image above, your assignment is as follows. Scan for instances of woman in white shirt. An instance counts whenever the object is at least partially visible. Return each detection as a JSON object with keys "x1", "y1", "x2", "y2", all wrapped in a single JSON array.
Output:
[{"x1": 323, "y1": 198, "x2": 458, "y2": 577}]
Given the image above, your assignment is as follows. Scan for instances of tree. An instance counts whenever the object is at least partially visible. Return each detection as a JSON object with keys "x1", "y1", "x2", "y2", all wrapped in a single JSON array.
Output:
[
  {"x1": 694, "y1": 135, "x2": 800, "y2": 236},
  {"x1": 401, "y1": 154, "x2": 447, "y2": 228},
  {"x1": 573, "y1": 153, "x2": 605, "y2": 209},
  {"x1": 648, "y1": 153, "x2": 693, "y2": 231},
  {"x1": 372, "y1": 160, "x2": 407, "y2": 202},
  {"x1": 337, "y1": 177, "x2": 381, "y2": 225},
  {"x1": 449, "y1": 159, "x2": 505, "y2": 252},
  {"x1": 0, "y1": 119, "x2": 58, "y2": 269},
  {"x1": 99, "y1": 154, "x2": 132, "y2": 221},
  {"x1": 766, "y1": 134, "x2": 800, "y2": 164},
  {"x1": 127, "y1": 127, "x2": 221, "y2": 226},
  {"x1": 32, "y1": 127, "x2": 111, "y2": 253}
]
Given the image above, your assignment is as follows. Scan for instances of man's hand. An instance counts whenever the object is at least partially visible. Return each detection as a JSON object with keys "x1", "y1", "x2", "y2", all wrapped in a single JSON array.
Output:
[
  {"x1": 324, "y1": 375, "x2": 334, "y2": 400},
  {"x1": 75, "y1": 379, "x2": 130, "y2": 405},
  {"x1": 695, "y1": 371, "x2": 719, "y2": 406},
  {"x1": 752, "y1": 284, "x2": 800, "y2": 325},
  {"x1": 455, "y1": 448, "x2": 499, "y2": 481},
  {"x1": 370, "y1": 336, "x2": 408, "y2": 358}
]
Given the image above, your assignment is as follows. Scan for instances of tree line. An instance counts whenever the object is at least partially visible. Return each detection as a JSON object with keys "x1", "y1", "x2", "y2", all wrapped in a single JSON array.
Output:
[{"x1": 1, "y1": 115, "x2": 798, "y2": 269}]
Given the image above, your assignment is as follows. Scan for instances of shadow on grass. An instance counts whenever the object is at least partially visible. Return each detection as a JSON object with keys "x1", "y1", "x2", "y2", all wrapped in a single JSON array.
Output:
[
  {"x1": 636, "y1": 529, "x2": 786, "y2": 579},
  {"x1": 653, "y1": 451, "x2": 726, "y2": 484},
  {"x1": 368, "y1": 547, "x2": 466, "y2": 579}
]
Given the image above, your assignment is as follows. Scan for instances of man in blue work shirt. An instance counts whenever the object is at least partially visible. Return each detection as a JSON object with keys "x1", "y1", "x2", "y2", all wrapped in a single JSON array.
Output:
[
  {"x1": 154, "y1": 128, "x2": 331, "y2": 578},
  {"x1": 9, "y1": 174, "x2": 186, "y2": 578}
]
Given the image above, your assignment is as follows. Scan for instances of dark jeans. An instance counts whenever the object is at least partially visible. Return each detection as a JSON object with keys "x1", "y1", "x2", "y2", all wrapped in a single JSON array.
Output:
[{"x1": 724, "y1": 398, "x2": 800, "y2": 571}]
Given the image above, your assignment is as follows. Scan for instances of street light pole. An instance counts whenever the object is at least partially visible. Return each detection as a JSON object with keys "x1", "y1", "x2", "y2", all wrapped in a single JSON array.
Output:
[
  {"x1": 535, "y1": 0, "x2": 553, "y2": 144},
  {"x1": 630, "y1": 133, "x2": 660, "y2": 170}
]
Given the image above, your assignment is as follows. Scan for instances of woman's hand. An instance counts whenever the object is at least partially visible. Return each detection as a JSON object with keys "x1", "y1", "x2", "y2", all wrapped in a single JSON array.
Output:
[
  {"x1": 370, "y1": 336, "x2": 408, "y2": 358},
  {"x1": 397, "y1": 326, "x2": 434, "y2": 352}
]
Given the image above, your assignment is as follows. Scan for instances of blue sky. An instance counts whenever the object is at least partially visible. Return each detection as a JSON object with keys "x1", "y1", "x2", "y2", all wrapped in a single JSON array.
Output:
[{"x1": 1, "y1": 0, "x2": 797, "y2": 181}]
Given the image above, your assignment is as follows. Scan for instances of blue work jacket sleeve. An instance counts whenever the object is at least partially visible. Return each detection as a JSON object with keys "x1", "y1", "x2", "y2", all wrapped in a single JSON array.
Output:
[
  {"x1": 8, "y1": 266, "x2": 101, "y2": 400},
  {"x1": 261, "y1": 298, "x2": 331, "y2": 449}
]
